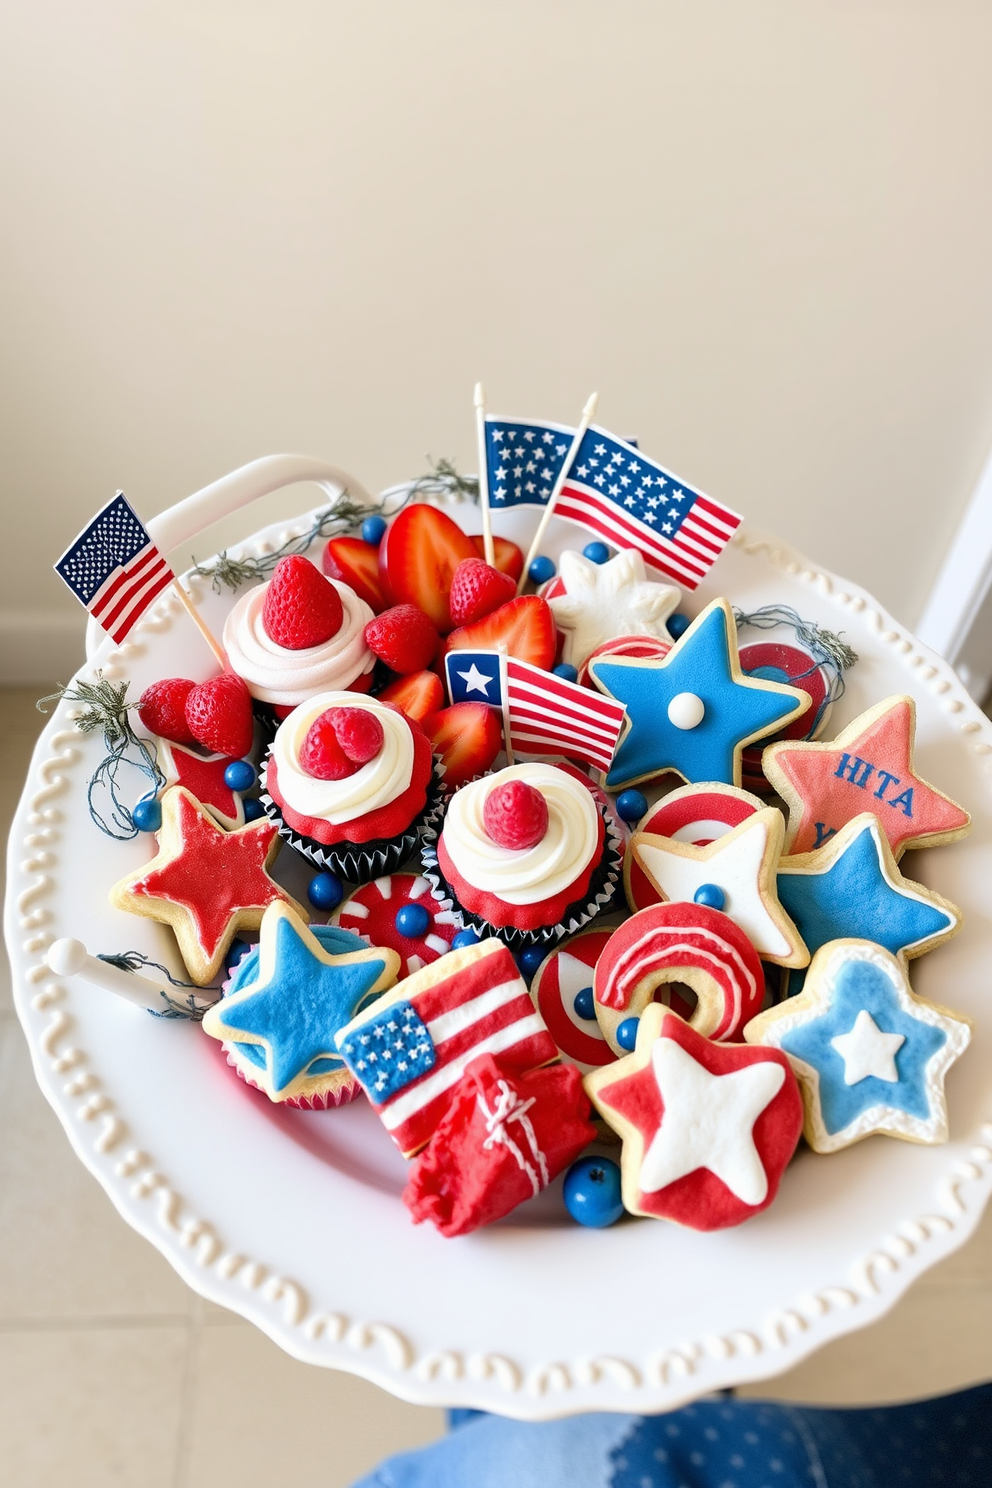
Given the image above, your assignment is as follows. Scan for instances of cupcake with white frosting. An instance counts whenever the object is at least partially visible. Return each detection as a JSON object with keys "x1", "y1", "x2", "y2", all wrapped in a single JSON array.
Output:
[
  {"x1": 260, "y1": 690, "x2": 443, "y2": 882},
  {"x1": 223, "y1": 555, "x2": 376, "y2": 722},
  {"x1": 423, "y1": 761, "x2": 622, "y2": 943}
]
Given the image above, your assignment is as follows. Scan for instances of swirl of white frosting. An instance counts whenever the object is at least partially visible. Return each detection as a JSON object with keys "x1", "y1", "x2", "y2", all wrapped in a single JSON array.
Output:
[
  {"x1": 223, "y1": 580, "x2": 375, "y2": 706},
  {"x1": 271, "y1": 692, "x2": 415, "y2": 825},
  {"x1": 441, "y1": 763, "x2": 601, "y2": 906}
]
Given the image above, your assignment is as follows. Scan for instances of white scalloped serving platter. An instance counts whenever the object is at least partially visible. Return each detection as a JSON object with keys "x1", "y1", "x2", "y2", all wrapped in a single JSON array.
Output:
[{"x1": 6, "y1": 497, "x2": 992, "y2": 1420}]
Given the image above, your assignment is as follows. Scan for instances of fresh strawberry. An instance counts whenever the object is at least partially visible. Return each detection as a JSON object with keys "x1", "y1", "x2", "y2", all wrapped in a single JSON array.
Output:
[
  {"x1": 328, "y1": 705, "x2": 384, "y2": 763},
  {"x1": 443, "y1": 595, "x2": 556, "y2": 670},
  {"x1": 185, "y1": 673, "x2": 254, "y2": 759},
  {"x1": 378, "y1": 670, "x2": 444, "y2": 722},
  {"x1": 322, "y1": 536, "x2": 387, "y2": 613},
  {"x1": 483, "y1": 779, "x2": 549, "y2": 850},
  {"x1": 379, "y1": 505, "x2": 476, "y2": 632},
  {"x1": 449, "y1": 558, "x2": 516, "y2": 627},
  {"x1": 364, "y1": 604, "x2": 439, "y2": 674},
  {"x1": 262, "y1": 555, "x2": 343, "y2": 649},
  {"x1": 470, "y1": 534, "x2": 524, "y2": 582},
  {"x1": 422, "y1": 703, "x2": 502, "y2": 789},
  {"x1": 299, "y1": 705, "x2": 384, "y2": 780},
  {"x1": 137, "y1": 678, "x2": 197, "y2": 745}
]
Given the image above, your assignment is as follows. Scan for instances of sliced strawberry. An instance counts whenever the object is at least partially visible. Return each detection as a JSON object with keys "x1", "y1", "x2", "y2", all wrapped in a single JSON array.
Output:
[
  {"x1": 423, "y1": 703, "x2": 502, "y2": 789},
  {"x1": 442, "y1": 595, "x2": 556, "y2": 671},
  {"x1": 378, "y1": 670, "x2": 444, "y2": 722},
  {"x1": 379, "y1": 505, "x2": 476, "y2": 632},
  {"x1": 364, "y1": 604, "x2": 439, "y2": 673},
  {"x1": 137, "y1": 678, "x2": 197, "y2": 745},
  {"x1": 449, "y1": 558, "x2": 516, "y2": 627},
  {"x1": 262, "y1": 555, "x2": 343, "y2": 649},
  {"x1": 322, "y1": 536, "x2": 386, "y2": 613},
  {"x1": 470, "y1": 534, "x2": 524, "y2": 582},
  {"x1": 185, "y1": 673, "x2": 254, "y2": 759}
]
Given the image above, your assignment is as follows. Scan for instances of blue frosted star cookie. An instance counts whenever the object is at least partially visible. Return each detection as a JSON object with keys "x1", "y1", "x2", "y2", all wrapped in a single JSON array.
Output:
[
  {"x1": 744, "y1": 939, "x2": 971, "y2": 1150},
  {"x1": 587, "y1": 598, "x2": 809, "y2": 790},
  {"x1": 202, "y1": 902, "x2": 400, "y2": 1105}
]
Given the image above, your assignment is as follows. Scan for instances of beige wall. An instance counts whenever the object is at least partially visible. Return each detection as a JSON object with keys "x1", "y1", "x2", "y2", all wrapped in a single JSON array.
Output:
[{"x1": 3, "y1": 1, "x2": 992, "y2": 680}]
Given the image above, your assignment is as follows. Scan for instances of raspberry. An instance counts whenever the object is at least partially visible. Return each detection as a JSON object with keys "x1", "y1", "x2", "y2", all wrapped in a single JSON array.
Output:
[
  {"x1": 137, "y1": 678, "x2": 197, "y2": 745},
  {"x1": 364, "y1": 605, "x2": 439, "y2": 674},
  {"x1": 482, "y1": 780, "x2": 549, "y2": 850},
  {"x1": 184, "y1": 673, "x2": 254, "y2": 758},
  {"x1": 299, "y1": 706, "x2": 385, "y2": 781},
  {"x1": 262, "y1": 555, "x2": 344, "y2": 650},
  {"x1": 328, "y1": 706, "x2": 384, "y2": 763},
  {"x1": 449, "y1": 558, "x2": 516, "y2": 627}
]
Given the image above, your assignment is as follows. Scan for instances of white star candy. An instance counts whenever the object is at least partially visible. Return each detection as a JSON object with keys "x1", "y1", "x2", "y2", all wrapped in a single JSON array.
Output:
[
  {"x1": 457, "y1": 663, "x2": 495, "y2": 696},
  {"x1": 640, "y1": 1039, "x2": 785, "y2": 1205},
  {"x1": 830, "y1": 1010, "x2": 905, "y2": 1085},
  {"x1": 548, "y1": 549, "x2": 681, "y2": 668}
]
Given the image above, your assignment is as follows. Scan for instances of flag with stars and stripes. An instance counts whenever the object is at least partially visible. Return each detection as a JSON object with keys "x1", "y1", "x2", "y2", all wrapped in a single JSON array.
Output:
[
  {"x1": 54, "y1": 492, "x2": 174, "y2": 644},
  {"x1": 483, "y1": 416, "x2": 574, "y2": 509},
  {"x1": 555, "y1": 428, "x2": 741, "y2": 589},
  {"x1": 445, "y1": 649, "x2": 627, "y2": 775}
]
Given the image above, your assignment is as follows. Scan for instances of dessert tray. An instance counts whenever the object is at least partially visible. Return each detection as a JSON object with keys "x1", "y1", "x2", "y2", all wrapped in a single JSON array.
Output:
[{"x1": 6, "y1": 455, "x2": 992, "y2": 1418}]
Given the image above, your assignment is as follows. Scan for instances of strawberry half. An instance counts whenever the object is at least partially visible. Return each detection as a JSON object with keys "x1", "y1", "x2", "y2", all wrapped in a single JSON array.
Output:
[
  {"x1": 137, "y1": 678, "x2": 197, "y2": 745},
  {"x1": 449, "y1": 558, "x2": 516, "y2": 627},
  {"x1": 322, "y1": 536, "x2": 386, "y2": 613},
  {"x1": 185, "y1": 673, "x2": 254, "y2": 758},
  {"x1": 364, "y1": 604, "x2": 439, "y2": 674},
  {"x1": 422, "y1": 703, "x2": 502, "y2": 789},
  {"x1": 262, "y1": 555, "x2": 344, "y2": 649},
  {"x1": 379, "y1": 504, "x2": 476, "y2": 632},
  {"x1": 378, "y1": 670, "x2": 444, "y2": 722},
  {"x1": 442, "y1": 595, "x2": 556, "y2": 671},
  {"x1": 470, "y1": 534, "x2": 524, "y2": 582}
]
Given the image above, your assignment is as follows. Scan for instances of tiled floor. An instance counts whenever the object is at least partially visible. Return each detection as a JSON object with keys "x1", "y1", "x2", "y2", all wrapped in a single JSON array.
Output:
[{"x1": 1, "y1": 687, "x2": 990, "y2": 1485}]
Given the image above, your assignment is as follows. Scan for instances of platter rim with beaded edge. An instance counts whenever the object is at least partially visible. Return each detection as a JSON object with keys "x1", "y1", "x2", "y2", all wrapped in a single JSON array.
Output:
[{"x1": 6, "y1": 479, "x2": 992, "y2": 1419}]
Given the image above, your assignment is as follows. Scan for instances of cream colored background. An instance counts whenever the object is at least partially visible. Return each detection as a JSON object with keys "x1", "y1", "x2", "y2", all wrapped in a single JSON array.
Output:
[{"x1": 3, "y1": 2, "x2": 992, "y2": 681}]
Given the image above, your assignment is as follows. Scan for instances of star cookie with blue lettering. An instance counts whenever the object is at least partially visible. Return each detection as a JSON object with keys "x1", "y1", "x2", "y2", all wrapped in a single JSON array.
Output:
[
  {"x1": 588, "y1": 598, "x2": 810, "y2": 790},
  {"x1": 745, "y1": 939, "x2": 971, "y2": 1150},
  {"x1": 202, "y1": 902, "x2": 399, "y2": 1103},
  {"x1": 776, "y1": 813, "x2": 961, "y2": 993},
  {"x1": 763, "y1": 695, "x2": 970, "y2": 858}
]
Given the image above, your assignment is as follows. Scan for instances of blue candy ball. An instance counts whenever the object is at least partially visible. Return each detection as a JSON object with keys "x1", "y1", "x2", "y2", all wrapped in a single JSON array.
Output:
[
  {"x1": 361, "y1": 514, "x2": 387, "y2": 546},
  {"x1": 616, "y1": 1017, "x2": 640, "y2": 1052},
  {"x1": 518, "y1": 944, "x2": 548, "y2": 978},
  {"x1": 573, "y1": 985, "x2": 595, "y2": 1021},
  {"x1": 563, "y1": 1155, "x2": 625, "y2": 1228},
  {"x1": 668, "y1": 612, "x2": 691, "y2": 639},
  {"x1": 395, "y1": 902, "x2": 430, "y2": 939},
  {"x1": 224, "y1": 759, "x2": 257, "y2": 792},
  {"x1": 553, "y1": 663, "x2": 578, "y2": 683},
  {"x1": 224, "y1": 938, "x2": 252, "y2": 974},
  {"x1": 241, "y1": 797, "x2": 265, "y2": 822},
  {"x1": 615, "y1": 789, "x2": 648, "y2": 823},
  {"x1": 694, "y1": 882, "x2": 726, "y2": 911},
  {"x1": 582, "y1": 541, "x2": 610, "y2": 564},
  {"x1": 528, "y1": 555, "x2": 556, "y2": 585},
  {"x1": 451, "y1": 928, "x2": 481, "y2": 950},
  {"x1": 132, "y1": 795, "x2": 162, "y2": 833},
  {"x1": 307, "y1": 871, "x2": 344, "y2": 911}
]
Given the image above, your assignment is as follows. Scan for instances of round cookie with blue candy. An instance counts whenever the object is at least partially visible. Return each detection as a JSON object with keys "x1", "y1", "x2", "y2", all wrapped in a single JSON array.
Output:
[
  {"x1": 587, "y1": 597, "x2": 810, "y2": 791},
  {"x1": 332, "y1": 873, "x2": 460, "y2": 976},
  {"x1": 530, "y1": 928, "x2": 618, "y2": 1073},
  {"x1": 744, "y1": 938, "x2": 971, "y2": 1151}
]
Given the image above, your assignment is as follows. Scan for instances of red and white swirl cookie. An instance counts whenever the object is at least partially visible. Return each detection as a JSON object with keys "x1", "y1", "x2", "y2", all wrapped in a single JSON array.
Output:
[
  {"x1": 531, "y1": 929, "x2": 618, "y2": 1072},
  {"x1": 332, "y1": 873, "x2": 460, "y2": 976},
  {"x1": 593, "y1": 900, "x2": 765, "y2": 1052},
  {"x1": 738, "y1": 638, "x2": 832, "y2": 793},
  {"x1": 624, "y1": 782, "x2": 763, "y2": 912},
  {"x1": 578, "y1": 634, "x2": 672, "y2": 688}
]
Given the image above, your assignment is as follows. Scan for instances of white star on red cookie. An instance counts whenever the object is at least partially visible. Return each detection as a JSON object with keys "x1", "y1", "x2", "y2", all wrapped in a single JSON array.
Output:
[{"x1": 548, "y1": 549, "x2": 681, "y2": 669}]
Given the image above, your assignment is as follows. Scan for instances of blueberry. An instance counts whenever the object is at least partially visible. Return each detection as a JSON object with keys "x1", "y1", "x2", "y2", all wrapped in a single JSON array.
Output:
[
  {"x1": 615, "y1": 789, "x2": 648, "y2": 824},
  {"x1": 361, "y1": 514, "x2": 387, "y2": 546},
  {"x1": 694, "y1": 882, "x2": 725, "y2": 911},
  {"x1": 131, "y1": 795, "x2": 162, "y2": 833},
  {"x1": 528, "y1": 555, "x2": 556, "y2": 585},
  {"x1": 241, "y1": 797, "x2": 265, "y2": 822},
  {"x1": 616, "y1": 1016, "x2": 640, "y2": 1052},
  {"x1": 582, "y1": 541, "x2": 610, "y2": 564},
  {"x1": 224, "y1": 759, "x2": 257, "y2": 792},
  {"x1": 668, "y1": 612, "x2": 691, "y2": 639},
  {"x1": 452, "y1": 928, "x2": 481, "y2": 950},
  {"x1": 553, "y1": 663, "x2": 578, "y2": 683},
  {"x1": 563, "y1": 1155, "x2": 624, "y2": 1227},
  {"x1": 573, "y1": 985, "x2": 595, "y2": 1021},
  {"x1": 518, "y1": 943, "x2": 548, "y2": 978},
  {"x1": 395, "y1": 902, "x2": 430, "y2": 939},
  {"x1": 307, "y1": 871, "x2": 344, "y2": 911}
]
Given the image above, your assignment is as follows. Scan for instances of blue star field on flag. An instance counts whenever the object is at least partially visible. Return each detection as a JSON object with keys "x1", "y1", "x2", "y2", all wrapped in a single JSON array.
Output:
[{"x1": 484, "y1": 417, "x2": 574, "y2": 509}]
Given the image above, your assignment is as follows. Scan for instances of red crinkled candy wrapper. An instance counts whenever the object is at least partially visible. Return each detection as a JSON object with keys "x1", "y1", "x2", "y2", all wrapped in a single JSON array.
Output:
[{"x1": 403, "y1": 1054, "x2": 597, "y2": 1237}]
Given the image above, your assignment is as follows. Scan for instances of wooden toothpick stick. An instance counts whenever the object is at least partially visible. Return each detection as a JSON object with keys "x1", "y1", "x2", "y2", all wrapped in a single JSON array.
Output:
[
  {"x1": 171, "y1": 577, "x2": 227, "y2": 669},
  {"x1": 517, "y1": 391, "x2": 599, "y2": 594},
  {"x1": 474, "y1": 382, "x2": 496, "y2": 567},
  {"x1": 497, "y1": 647, "x2": 515, "y2": 765}
]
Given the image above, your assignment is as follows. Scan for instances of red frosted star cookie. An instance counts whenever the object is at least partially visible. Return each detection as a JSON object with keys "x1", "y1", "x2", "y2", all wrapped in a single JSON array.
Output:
[
  {"x1": 109, "y1": 786, "x2": 303, "y2": 984},
  {"x1": 157, "y1": 738, "x2": 245, "y2": 829},
  {"x1": 585, "y1": 1005, "x2": 802, "y2": 1230},
  {"x1": 763, "y1": 695, "x2": 971, "y2": 859}
]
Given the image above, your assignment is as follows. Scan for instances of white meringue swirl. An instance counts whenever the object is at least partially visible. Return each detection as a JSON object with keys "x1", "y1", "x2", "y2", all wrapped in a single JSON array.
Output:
[
  {"x1": 441, "y1": 762, "x2": 600, "y2": 906},
  {"x1": 223, "y1": 580, "x2": 375, "y2": 706},
  {"x1": 271, "y1": 692, "x2": 414, "y2": 825}
]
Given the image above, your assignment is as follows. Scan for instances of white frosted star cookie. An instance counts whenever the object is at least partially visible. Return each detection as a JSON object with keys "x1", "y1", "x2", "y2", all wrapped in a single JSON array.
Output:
[{"x1": 549, "y1": 549, "x2": 681, "y2": 669}]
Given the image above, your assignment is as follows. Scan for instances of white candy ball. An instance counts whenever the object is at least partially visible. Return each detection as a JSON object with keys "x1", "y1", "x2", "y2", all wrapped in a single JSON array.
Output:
[{"x1": 667, "y1": 692, "x2": 705, "y2": 730}]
